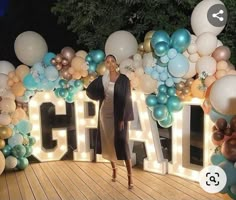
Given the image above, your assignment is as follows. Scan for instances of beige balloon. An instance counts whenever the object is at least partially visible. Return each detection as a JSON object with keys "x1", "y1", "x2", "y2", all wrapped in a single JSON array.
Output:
[
  {"x1": 71, "y1": 57, "x2": 85, "y2": 70},
  {"x1": 0, "y1": 151, "x2": 5, "y2": 175},
  {"x1": 183, "y1": 61, "x2": 197, "y2": 79},
  {"x1": 75, "y1": 50, "x2": 88, "y2": 59},
  {"x1": 139, "y1": 74, "x2": 157, "y2": 94},
  {"x1": 11, "y1": 82, "x2": 26, "y2": 97},
  {"x1": 215, "y1": 70, "x2": 227, "y2": 79},
  {"x1": 196, "y1": 56, "x2": 217, "y2": 76},
  {"x1": 15, "y1": 65, "x2": 30, "y2": 81},
  {"x1": 204, "y1": 75, "x2": 216, "y2": 87},
  {"x1": 196, "y1": 32, "x2": 218, "y2": 56}
]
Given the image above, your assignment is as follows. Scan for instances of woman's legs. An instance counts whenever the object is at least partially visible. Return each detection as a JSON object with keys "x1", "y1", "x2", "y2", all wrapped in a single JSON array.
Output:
[
  {"x1": 110, "y1": 161, "x2": 117, "y2": 182},
  {"x1": 125, "y1": 159, "x2": 133, "y2": 189}
]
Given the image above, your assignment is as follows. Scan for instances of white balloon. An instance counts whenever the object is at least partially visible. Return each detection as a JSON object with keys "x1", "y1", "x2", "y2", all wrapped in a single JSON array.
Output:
[
  {"x1": 217, "y1": 39, "x2": 223, "y2": 47},
  {"x1": 210, "y1": 75, "x2": 236, "y2": 115},
  {"x1": 0, "y1": 73, "x2": 9, "y2": 96},
  {"x1": 142, "y1": 52, "x2": 156, "y2": 67},
  {"x1": 196, "y1": 32, "x2": 218, "y2": 56},
  {"x1": 139, "y1": 74, "x2": 158, "y2": 94},
  {"x1": 119, "y1": 58, "x2": 134, "y2": 75},
  {"x1": 196, "y1": 56, "x2": 217, "y2": 76},
  {"x1": 0, "y1": 152, "x2": 5, "y2": 175},
  {"x1": 14, "y1": 31, "x2": 48, "y2": 66},
  {"x1": 105, "y1": 30, "x2": 138, "y2": 64},
  {"x1": 0, "y1": 61, "x2": 15, "y2": 75},
  {"x1": 191, "y1": 0, "x2": 227, "y2": 36},
  {"x1": 183, "y1": 61, "x2": 197, "y2": 79},
  {"x1": 1, "y1": 90, "x2": 15, "y2": 100},
  {"x1": 5, "y1": 156, "x2": 17, "y2": 169}
]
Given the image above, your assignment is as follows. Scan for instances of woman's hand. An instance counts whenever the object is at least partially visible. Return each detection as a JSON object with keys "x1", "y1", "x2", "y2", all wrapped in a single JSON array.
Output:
[{"x1": 119, "y1": 121, "x2": 124, "y2": 131}]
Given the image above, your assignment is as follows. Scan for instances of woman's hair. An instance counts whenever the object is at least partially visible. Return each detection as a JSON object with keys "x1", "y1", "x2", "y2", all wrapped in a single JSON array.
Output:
[{"x1": 105, "y1": 54, "x2": 117, "y2": 61}]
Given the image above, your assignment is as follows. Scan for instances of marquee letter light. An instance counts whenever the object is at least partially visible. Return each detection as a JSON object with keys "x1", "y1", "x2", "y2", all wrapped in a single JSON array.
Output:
[
  {"x1": 168, "y1": 99, "x2": 215, "y2": 181},
  {"x1": 129, "y1": 91, "x2": 168, "y2": 174},
  {"x1": 29, "y1": 91, "x2": 68, "y2": 162},
  {"x1": 73, "y1": 91, "x2": 99, "y2": 161}
]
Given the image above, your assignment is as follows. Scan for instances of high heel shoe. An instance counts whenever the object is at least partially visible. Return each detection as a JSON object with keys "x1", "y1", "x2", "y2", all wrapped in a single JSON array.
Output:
[
  {"x1": 127, "y1": 174, "x2": 134, "y2": 189},
  {"x1": 112, "y1": 167, "x2": 117, "y2": 182}
]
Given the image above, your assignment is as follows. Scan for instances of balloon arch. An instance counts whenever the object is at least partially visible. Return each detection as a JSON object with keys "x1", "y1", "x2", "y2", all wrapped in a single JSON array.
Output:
[{"x1": 0, "y1": 0, "x2": 236, "y2": 198}]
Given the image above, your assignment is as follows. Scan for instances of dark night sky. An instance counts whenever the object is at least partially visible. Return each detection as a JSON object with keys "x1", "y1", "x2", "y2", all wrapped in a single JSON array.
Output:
[{"x1": 0, "y1": 0, "x2": 79, "y2": 66}]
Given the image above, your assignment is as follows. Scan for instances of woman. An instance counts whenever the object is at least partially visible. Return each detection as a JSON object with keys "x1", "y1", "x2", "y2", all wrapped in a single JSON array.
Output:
[{"x1": 86, "y1": 54, "x2": 134, "y2": 189}]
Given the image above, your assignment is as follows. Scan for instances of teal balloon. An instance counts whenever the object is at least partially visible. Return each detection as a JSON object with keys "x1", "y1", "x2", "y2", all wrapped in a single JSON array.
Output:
[
  {"x1": 152, "y1": 105, "x2": 168, "y2": 121},
  {"x1": 43, "y1": 52, "x2": 56, "y2": 66},
  {"x1": 210, "y1": 152, "x2": 227, "y2": 165},
  {"x1": 88, "y1": 62, "x2": 97, "y2": 73},
  {"x1": 151, "y1": 30, "x2": 170, "y2": 48},
  {"x1": 65, "y1": 93, "x2": 75, "y2": 103},
  {"x1": 23, "y1": 74, "x2": 38, "y2": 90},
  {"x1": 17, "y1": 157, "x2": 29, "y2": 170},
  {"x1": 24, "y1": 145, "x2": 33, "y2": 157},
  {"x1": 85, "y1": 55, "x2": 93, "y2": 63},
  {"x1": 59, "y1": 79, "x2": 67, "y2": 87},
  {"x1": 170, "y1": 28, "x2": 191, "y2": 53},
  {"x1": 158, "y1": 113, "x2": 173, "y2": 128},
  {"x1": 2, "y1": 145, "x2": 12, "y2": 157},
  {"x1": 167, "y1": 87, "x2": 176, "y2": 96},
  {"x1": 209, "y1": 107, "x2": 233, "y2": 124},
  {"x1": 54, "y1": 88, "x2": 61, "y2": 97},
  {"x1": 157, "y1": 92, "x2": 168, "y2": 104},
  {"x1": 59, "y1": 88, "x2": 68, "y2": 98},
  {"x1": 167, "y1": 96, "x2": 183, "y2": 113},
  {"x1": 28, "y1": 136, "x2": 36, "y2": 146},
  {"x1": 219, "y1": 160, "x2": 236, "y2": 193},
  {"x1": 158, "y1": 85, "x2": 168, "y2": 93},
  {"x1": 12, "y1": 144, "x2": 26, "y2": 158},
  {"x1": 45, "y1": 66, "x2": 59, "y2": 81},
  {"x1": 146, "y1": 95, "x2": 158, "y2": 107},
  {"x1": 154, "y1": 41, "x2": 169, "y2": 57},
  {"x1": 16, "y1": 119, "x2": 32, "y2": 134},
  {"x1": 74, "y1": 80, "x2": 83, "y2": 87},
  {"x1": 91, "y1": 50, "x2": 105, "y2": 64},
  {"x1": 227, "y1": 186, "x2": 236, "y2": 199},
  {"x1": 168, "y1": 53, "x2": 189, "y2": 77}
]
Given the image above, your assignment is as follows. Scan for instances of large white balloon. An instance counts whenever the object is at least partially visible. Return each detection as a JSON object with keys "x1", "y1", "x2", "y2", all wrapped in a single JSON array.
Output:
[
  {"x1": 14, "y1": 31, "x2": 48, "y2": 66},
  {"x1": 191, "y1": 0, "x2": 227, "y2": 36},
  {"x1": 105, "y1": 30, "x2": 138, "y2": 64},
  {"x1": 0, "y1": 61, "x2": 15, "y2": 75},
  {"x1": 0, "y1": 151, "x2": 5, "y2": 175},
  {"x1": 210, "y1": 75, "x2": 236, "y2": 115}
]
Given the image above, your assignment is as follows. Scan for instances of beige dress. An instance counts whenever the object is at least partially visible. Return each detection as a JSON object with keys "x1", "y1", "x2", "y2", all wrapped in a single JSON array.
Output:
[{"x1": 99, "y1": 81, "x2": 117, "y2": 161}]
